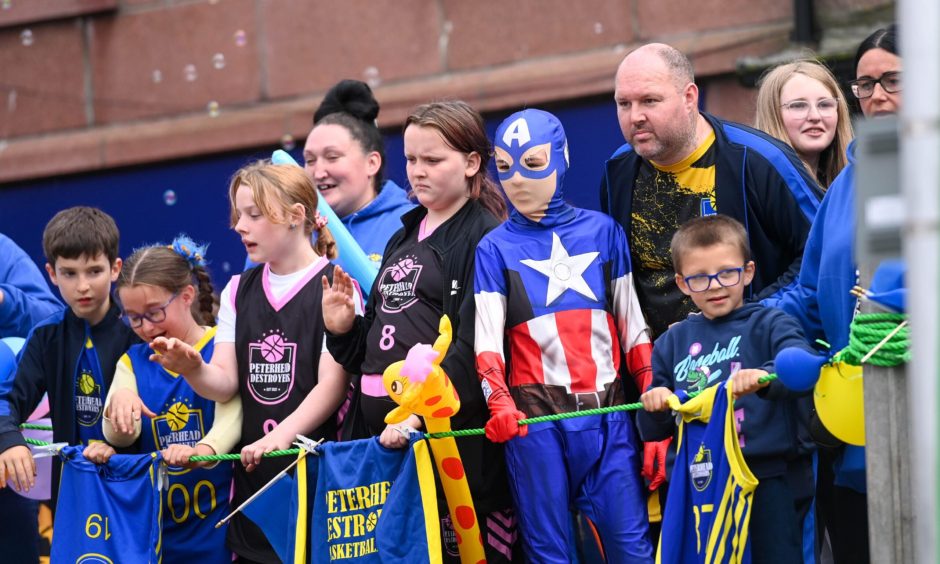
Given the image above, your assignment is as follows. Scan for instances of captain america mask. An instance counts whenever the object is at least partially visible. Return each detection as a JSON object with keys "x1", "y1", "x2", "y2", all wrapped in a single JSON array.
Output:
[{"x1": 494, "y1": 109, "x2": 569, "y2": 222}]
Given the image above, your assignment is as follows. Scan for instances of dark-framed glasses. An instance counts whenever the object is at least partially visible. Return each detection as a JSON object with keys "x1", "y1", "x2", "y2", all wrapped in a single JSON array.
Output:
[
  {"x1": 849, "y1": 71, "x2": 902, "y2": 99},
  {"x1": 122, "y1": 292, "x2": 179, "y2": 328},
  {"x1": 683, "y1": 267, "x2": 745, "y2": 293},
  {"x1": 780, "y1": 97, "x2": 839, "y2": 119}
]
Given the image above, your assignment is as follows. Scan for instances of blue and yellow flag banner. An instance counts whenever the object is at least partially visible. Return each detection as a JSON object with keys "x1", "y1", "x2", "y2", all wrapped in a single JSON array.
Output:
[
  {"x1": 51, "y1": 447, "x2": 164, "y2": 564},
  {"x1": 374, "y1": 439, "x2": 441, "y2": 563},
  {"x1": 243, "y1": 436, "x2": 441, "y2": 564}
]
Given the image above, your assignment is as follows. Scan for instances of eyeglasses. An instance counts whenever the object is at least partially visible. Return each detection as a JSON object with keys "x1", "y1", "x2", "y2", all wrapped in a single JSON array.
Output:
[
  {"x1": 683, "y1": 267, "x2": 745, "y2": 293},
  {"x1": 122, "y1": 293, "x2": 179, "y2": 328},
  {"x1": 849, "y1": 71, "x2": 902, "y2": 99},
  {"x1": 780, "y1": 97, "x2": 839, "y2": 119}
]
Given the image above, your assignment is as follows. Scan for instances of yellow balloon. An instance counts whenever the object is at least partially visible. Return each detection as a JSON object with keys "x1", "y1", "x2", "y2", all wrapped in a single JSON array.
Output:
[{"x1": 814, "y1": 362, "x2": 865, "y2": 446}]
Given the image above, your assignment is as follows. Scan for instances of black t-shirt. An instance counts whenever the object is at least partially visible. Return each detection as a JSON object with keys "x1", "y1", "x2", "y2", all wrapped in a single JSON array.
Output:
[
  {"x1": 360, "y1": 229, "x2": 443, "y2": 433},
  {"x1": 631, "y1": 133, "x2": 716, "y2": 338}
]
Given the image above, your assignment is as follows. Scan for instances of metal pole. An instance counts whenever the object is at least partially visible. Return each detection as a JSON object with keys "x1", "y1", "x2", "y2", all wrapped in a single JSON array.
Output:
[
  {"x1": 899, "y1": 0, "x2": 940, "y2": 561},
  {"x1": 856, "y1": 118, "x2": 913, "y2": 563}
]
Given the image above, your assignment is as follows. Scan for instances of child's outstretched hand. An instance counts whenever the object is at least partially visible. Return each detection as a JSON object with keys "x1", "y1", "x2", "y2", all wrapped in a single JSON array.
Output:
[
  {"x1": 163, "y1": 443, "x2": 215, "y2": 468},
  {"x1": 321, "y1": 266, "x2": 357, "y2": 335},
  {"x1": 83, "y1": 442, "x2": 116, "y2": 465},
  {"x1": 641, "y1": 387, "x2": 674, "y2": 412},
  {"x1": 107, "y1": 388, "x2": 156, "y2": 436},
  {"x1": 240, "y1": 428, "x2": 292, "y2": 473},
  {"x1": 732, "y1": 369, "x2": 770, "y2": 398},
  {"x1": 0, "y1": 445, "x2": 35, "y2": 492},
  {"x1": 150, "y1": 337, "x2": 203, "y2": 375},
  {"x1": 379, "y1": 414, "x2": 422, "y2": 449}
]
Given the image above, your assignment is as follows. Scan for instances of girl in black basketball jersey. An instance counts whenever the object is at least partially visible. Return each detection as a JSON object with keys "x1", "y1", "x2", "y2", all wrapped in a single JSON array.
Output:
[
  {"x1": 151, "y1": 162, "x2": 357, "y2": 563},
  {"x1": 321, "y1": 101, "x2": 521, "y2": 563}
]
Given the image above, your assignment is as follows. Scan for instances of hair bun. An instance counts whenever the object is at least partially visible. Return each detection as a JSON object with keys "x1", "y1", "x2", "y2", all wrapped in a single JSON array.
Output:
[
  {"x1": 169, "y1": 234, "x2": 208, "y2": 269},
  {"x1": 314, "y1": 79, "x2": 380, "y2": 124}
]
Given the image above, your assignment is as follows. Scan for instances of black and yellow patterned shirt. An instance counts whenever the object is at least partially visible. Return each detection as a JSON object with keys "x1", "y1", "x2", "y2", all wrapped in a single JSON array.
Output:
[{"x1": 631, "y1": 132, "x2": 717, "y2": 338}]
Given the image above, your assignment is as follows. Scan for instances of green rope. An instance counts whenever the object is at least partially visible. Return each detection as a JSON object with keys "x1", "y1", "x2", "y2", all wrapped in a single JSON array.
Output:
[
  {"x1": 838, "y1": 313, "x2": 910, "y2": 366},
  {"x1": 425, "y1": 374, "x2": 777, "y2": 440},
  {"x1": 18, "y1": 313, "x2": 911, "y2": 461},
  {"x1": 189, "y1": 449, "x2": 302, "y2": 462},
  {"x1": 19, "y1": 423, "x2": 52, "y2": 431}
]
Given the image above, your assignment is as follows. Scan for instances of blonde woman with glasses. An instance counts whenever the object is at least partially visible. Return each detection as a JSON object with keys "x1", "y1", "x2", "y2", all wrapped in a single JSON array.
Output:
[{"x1": 755, "y1": 59, "x2": 854, "y2": 188}]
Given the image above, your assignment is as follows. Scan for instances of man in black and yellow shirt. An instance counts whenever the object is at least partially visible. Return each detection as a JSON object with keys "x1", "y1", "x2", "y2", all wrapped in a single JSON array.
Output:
[
  {"x1": 630, "y1": 130, "x2": 718, "y2": 337},
  {"x1": 602, "y1": 43, "x2": 823, "y2": 340},
  {"x1": 600, "y1": 44, "x2": 823, "y2": 544}
]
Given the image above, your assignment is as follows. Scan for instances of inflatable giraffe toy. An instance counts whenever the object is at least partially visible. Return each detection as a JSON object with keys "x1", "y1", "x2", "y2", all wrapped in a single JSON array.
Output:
[{"x1": 383, "y1": 315, "x2": 486, "y2": 564}]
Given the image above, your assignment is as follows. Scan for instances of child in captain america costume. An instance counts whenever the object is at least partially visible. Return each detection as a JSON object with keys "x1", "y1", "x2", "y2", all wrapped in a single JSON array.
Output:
[{"x1": 474, "y1": 108, "x2": 656, "y2": 562}]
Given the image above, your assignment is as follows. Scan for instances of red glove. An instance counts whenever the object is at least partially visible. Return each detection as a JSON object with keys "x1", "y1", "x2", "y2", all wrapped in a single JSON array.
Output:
[
  {"x1": 485, "y1": 409, "x2": 528, "y2": 443},
  {"x1": 642, "y1": 438, "x2": 671, "y2": 491}
]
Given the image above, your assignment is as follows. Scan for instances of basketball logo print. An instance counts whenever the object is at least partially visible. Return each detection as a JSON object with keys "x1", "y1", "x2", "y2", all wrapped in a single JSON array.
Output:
[
  {"x1": 78, "y1": 372, "x2": 97, "y2": 395},
  {"x1": 260, "y1": 333, "x2": 287, "y2": 363},
  {"x1": 366, "y1": 511, "x2": 378, "y2": 532},
  {"x1": 75, "y1": 370, "x2": 102, "y2": 426},
  {"x1": 165, "y1": 402, "x2": 191, "y2": 431},
  {"x1": 389, "y1": 257, "x2": 417, "y2": 281},
  {"x1": 247, "y1": 331, "x2": 297, "y2": 404},
  {"x1": 379, "y1": 255, "x2": 423, "y2": 313}
]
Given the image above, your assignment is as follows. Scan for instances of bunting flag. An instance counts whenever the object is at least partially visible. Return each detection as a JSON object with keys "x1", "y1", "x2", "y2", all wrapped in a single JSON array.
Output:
[
  {"x1": 242, "y1": 436, "x2": 441, "y2": 563},
  {"x1": 51, "y1": 447, "x2": 164, "y2": 564}
]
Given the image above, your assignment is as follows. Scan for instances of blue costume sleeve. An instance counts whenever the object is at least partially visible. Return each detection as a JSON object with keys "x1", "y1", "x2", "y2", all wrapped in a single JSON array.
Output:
[
  {"x1": 0, "y1": 325, "x2": 49, "y2": 452},
  {"x1": 757, "y1": 309, "x2": 816, "y2": 400},
  {"x1": 0, "y1": 234, "x2": 63, "y2": 338}
]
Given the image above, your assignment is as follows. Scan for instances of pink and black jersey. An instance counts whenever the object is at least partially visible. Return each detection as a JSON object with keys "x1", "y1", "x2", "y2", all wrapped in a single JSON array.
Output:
[
  {"x1": 359, "y1": 229, "x2": 443, "y2": 432},
  {"x1": 230, "y1": 260, "x2": 337, "y2": 561}
]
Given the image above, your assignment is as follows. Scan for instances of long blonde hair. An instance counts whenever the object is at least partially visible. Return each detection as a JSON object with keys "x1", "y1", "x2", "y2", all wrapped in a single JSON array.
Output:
[
  {"x1": 228, "y1": 162, "x2": 337, "y2": 259},
  {"x1": 755, "y1": 59, "x2": 853, "y2": 188}
]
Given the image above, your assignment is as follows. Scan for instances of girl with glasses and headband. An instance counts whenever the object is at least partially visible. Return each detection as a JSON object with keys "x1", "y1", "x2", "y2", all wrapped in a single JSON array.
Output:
[
  {"x1": 763, "y1": 23, "x2": 900, "y2": 564},
  {"x1": 82, "y1": 235, "x2": 238, "y2": 564},
  {"x1": 755, "y1": 59, "x2": 854, "y2": 188}
]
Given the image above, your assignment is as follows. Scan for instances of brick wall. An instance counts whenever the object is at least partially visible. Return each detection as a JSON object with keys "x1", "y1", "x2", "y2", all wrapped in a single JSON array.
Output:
[{"x1": 0, "y1": 0, "x2": 880, "y2": 182}]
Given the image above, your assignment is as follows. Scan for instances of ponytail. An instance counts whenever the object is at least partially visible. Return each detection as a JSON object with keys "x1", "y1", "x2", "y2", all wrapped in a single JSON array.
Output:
[
  {"x1": 191, "y1": 265, "x2": 219, "y2": 327},
  {"x1": 313, "y1": 211, "x2": 338, "y2": 259},
  {"x1": 472, "y1": 175, "x2": 508, "y2": 220}
]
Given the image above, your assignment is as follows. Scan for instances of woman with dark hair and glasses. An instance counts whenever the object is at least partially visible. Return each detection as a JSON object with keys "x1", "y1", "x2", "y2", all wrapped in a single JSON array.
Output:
[{"x1": 764, "y1": 23, "x2": 900, "y2": 564}]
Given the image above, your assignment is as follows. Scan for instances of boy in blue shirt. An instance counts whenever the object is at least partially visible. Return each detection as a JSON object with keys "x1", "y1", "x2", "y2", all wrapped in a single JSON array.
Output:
[
  {"x1": 0, "y1": 207, "x2": 138, "y2": 499},
  {"x1": 638, "y1": 214, "x2": 815, "y2": 563}
]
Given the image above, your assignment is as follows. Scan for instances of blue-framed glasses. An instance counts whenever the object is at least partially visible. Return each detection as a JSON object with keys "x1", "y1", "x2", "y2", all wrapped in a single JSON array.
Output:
[
  {"x1": 683, "y1": 267, "x2": 745, "y2": 293},
  {"x1": 122, "y1": 293, "x2": 180, "y2": 328}
]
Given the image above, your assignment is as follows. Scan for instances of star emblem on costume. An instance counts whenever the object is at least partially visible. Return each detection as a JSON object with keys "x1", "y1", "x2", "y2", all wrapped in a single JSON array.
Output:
[{"x1": 521, "y1": 232, "x2": 599, "y2": 306}]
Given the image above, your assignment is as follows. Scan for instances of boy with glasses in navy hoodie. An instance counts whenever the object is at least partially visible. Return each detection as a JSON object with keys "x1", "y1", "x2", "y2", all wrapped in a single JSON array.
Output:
[{"x1": 638, "y1": 214, "x2": 816, "y2": 563}]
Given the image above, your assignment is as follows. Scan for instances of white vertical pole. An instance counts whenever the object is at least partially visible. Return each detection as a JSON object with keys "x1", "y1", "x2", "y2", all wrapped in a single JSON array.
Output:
[{"x1": 898, "y1": 1, "x2": 940, "y2": 562}]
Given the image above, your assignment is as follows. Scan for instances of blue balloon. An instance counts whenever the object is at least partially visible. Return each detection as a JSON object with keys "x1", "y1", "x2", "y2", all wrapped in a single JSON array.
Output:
[
  {"x1": 774, "y1": 347, "x2": 827, "y2": 392},
  {"x1": 271, "y1": 150, "x2": 379, "y2": 290}
]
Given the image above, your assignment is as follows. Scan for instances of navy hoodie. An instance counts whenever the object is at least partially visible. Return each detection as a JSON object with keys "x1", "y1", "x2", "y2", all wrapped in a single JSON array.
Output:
[{"x1": 636, "y1": 302, "x2": 814, "y2": 478}]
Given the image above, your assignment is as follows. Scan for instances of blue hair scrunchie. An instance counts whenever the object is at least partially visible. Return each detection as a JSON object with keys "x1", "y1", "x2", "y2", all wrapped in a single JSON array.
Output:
[{"x1": 169, "y1": 235, "x2": 208, "y2": 269}]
